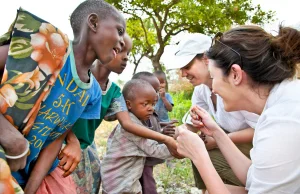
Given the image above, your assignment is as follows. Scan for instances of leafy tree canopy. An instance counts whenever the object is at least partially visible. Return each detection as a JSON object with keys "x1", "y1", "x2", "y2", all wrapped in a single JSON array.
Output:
[{"x1": 107, "y1": 0, "x2": 275, "y2": 73}]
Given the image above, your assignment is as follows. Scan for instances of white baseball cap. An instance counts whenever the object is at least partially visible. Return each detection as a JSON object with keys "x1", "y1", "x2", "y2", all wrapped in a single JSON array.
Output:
[{"x1": 169, "y1": 33, "x2": 211, "y2": 70}]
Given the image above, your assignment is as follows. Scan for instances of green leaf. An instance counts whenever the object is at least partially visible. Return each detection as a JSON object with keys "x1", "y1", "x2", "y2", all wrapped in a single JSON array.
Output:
[
  {"x1": 18, "y1": 89, "x2": 40, "y2": 102},
  {"x1": 0, "y1": 32, "x2": 11, "y2": 46},
  {"x1": 16, "y1": 89, "x2": 31, "y2": 97},
  {"x1": 13, "y1": 83, "x2": 25, "y2": 90},
  {"x1": 15, "y1": 11, "x2": 41, "y2": 32},
  {"x1": 14, "y1": 101, "x2": 34, "y2": 110},
  {"x1": 8, "y1": 37, "x2": 33, "y2": 59}
]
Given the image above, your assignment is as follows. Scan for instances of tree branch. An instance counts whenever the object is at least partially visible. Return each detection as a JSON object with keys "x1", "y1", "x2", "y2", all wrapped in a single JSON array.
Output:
[{"x1": 132, "y1": 53, "x2": 147, "y2": 75}]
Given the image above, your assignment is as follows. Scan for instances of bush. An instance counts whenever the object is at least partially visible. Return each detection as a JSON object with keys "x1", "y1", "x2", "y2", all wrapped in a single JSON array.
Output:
[{"x1": 169, "y1": 90, "x2": 193, "y2": 124}]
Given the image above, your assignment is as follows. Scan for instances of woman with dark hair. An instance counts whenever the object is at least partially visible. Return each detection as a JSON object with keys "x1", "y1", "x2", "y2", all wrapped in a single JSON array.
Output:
[
  {"x1": 176, "y1": 25, "x2": 300, "y2": 193},
  {"x1": 170, "y1": 33, "x2": 258, "y2": 193}
]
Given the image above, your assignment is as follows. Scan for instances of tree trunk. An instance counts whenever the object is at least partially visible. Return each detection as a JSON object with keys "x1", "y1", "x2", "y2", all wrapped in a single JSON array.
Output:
[
  {"x1": 151, "y1": 58, "x2": 163, "y2": 72},
  {"x1": 133, "y1": 63, "x2": 139, "y2": 75}
]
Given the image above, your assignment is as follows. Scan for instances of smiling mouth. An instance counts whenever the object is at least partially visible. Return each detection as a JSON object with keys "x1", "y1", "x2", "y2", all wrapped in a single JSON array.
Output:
[
  {"x1": 121, "y1": 63, "x2": 127, "y2": 69},
  {"x1": 186, "y1": 76, "x2": 194, "y2": 82}
]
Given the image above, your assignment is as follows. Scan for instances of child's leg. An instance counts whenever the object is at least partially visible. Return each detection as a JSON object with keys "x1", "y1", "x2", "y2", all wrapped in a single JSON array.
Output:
[{"x1": 140, "y1": 165, "x2": 157, "y2": 194}]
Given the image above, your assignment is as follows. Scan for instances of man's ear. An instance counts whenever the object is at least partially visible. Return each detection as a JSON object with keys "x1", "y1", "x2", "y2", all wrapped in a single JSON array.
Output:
[
  {"x1": 230, "y1": 64, "x2": 243, "y2": 85},
  {"x1": 87, "y1": 13, "x2": 99, "y2": 32},
  {"x1": 126, "y1": 100, "x2": 132, "y2": 110}
]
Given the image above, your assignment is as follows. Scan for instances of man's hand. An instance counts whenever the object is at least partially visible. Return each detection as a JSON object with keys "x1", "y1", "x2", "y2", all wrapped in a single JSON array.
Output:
[
  {"x1": 0, "y1": 114, "x2": 27, "y2": 171},
  {"x1": 58, "y1": 131, "x2": 81, "y2": 177}
]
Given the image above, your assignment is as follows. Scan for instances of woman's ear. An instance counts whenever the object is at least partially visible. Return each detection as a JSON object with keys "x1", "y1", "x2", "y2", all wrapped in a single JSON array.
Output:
[
  {"x1": 202, "y1": 54, "x2": 209, "y2": 66},
  {"x1": 230, "y1": 64, "x2": 243, "y2": 85},
  {"x1": 87, "y1": 13, "x2": 99, "y2": 32},
  {"x1": 126, "y1": 100, "x2": 132, "y2": 110}
]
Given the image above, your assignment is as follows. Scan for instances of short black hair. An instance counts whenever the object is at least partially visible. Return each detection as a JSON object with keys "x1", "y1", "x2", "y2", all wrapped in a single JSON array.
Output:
[
  {"x1": 153, "y1": 70, "x2": 166, "y2": 79},
  {"x1": 132, "y1": 71, "x2": 155, "y2": 80},
  {"x1": 122, "y1": 79, "x2": 152, "y2": 101},
  {"x1": 70, "y1": 0, "x2": 120, "y2": 36}
]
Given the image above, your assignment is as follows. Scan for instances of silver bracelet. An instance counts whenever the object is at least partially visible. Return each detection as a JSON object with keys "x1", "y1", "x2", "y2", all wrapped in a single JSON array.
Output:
[{"x1": 5, "y1": 140, "x2": 30, "y2": 159}]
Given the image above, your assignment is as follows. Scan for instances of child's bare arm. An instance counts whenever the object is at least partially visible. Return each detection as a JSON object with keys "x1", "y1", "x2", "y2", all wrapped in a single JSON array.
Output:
[
  {"x1": 160, "y1": 89, "x2": 173, "y2": 112},
  {"x1": 24, "y1": 130, "x2": 69, "y2": 194},
  {"x1": 116, "y1": 111, "x2": 183, "y2": 159}
]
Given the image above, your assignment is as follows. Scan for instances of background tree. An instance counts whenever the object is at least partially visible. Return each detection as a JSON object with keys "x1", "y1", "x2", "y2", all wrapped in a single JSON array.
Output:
[{"x1": 108, "y1": 0, "x2": 275, "y2": 73}]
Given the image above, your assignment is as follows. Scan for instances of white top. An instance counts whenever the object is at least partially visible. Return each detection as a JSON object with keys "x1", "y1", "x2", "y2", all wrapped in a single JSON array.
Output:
[
  {"x1": 246, "y1": 79, "x2": 300, "y2": 193},
  {"x1": 185, "y1": 84, "x2": 258, "y2": 132}
]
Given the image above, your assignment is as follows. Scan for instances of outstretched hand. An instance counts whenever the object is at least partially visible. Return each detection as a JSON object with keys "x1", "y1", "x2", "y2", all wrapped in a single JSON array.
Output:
[
  {"x1": 163, "y1": 136, "x2": 184, "y2": 159},
  {"x1": 162, "y1": 123, "x2": 176, "y2": 137}
]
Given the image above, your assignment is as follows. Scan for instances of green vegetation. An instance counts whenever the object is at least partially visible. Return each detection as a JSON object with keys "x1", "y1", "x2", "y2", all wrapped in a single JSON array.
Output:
[{"x1": 168, "y1": 90, "x2": 193, "y2": 124}]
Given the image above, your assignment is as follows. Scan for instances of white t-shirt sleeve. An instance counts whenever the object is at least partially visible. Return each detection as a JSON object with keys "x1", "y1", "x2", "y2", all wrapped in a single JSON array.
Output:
[
  {"x1": 246, "y1": 116, "x2": 300, "y2": 193},
  {"x1": 191, "y1": 85, "x2": 209, "y2": 111}
]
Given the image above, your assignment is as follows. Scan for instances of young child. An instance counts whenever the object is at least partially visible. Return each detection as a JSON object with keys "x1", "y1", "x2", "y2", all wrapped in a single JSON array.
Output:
[
  {"x1": 153, "y1": 71, "x2": 174, "y2": 122},
  {"x1": 132, "y1": 72, "x2": 177, "y2": 194},
  {"x1": 101, "y1": 79, "x2": 174, "y2": 194},
  {"x1": 0, "y1": 0, "x2": 126, "y2": 193}
]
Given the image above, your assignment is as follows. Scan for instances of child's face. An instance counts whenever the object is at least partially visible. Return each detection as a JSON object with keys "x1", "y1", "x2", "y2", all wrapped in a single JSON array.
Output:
[
  {"x1": 104, "y1": 34, "x2": 132, "y2": 74},
  {"x1": 127, "y1": 87, "x2": 157, "y2": 121},
  {"x1": 156, "y1": 75, "x2": 166, "y2": 89},
  {"x1": 90, "y1": 16, "x2": 126, "y2": 65}
]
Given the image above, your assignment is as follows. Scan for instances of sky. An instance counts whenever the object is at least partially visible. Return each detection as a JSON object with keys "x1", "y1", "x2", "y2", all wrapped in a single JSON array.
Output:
[{"x1": 1, "y1": 0, "x2": 299, "y2": 82}]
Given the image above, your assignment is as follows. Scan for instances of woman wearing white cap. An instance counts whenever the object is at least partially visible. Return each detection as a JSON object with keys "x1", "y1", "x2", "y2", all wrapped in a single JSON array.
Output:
[
  {"x1": 171, "y1": 33, "x2": 258, "y2": 193},
  {"x1": 177, "y1": 26, "x2": 300, "y2": 193}
]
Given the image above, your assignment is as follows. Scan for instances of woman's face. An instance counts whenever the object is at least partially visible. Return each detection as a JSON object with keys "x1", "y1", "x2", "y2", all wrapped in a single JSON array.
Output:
[
  {"x1": 208, "y1": 59, "x2": 242, "y2": 112},
  {"x1": 180, "y1": 57, "x2": 210, "y2": 86}
]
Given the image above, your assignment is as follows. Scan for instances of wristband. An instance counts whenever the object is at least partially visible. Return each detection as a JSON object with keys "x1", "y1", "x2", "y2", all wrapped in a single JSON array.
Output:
[{"x1": 5, "y1": 140, "x2": 30, "y2": 159}]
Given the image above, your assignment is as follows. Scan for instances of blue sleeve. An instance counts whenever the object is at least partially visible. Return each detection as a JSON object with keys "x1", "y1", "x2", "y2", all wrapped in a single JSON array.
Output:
[
  {"x1": 166, "y1": 93, "x2": 174, "y2": 106},
  {"x1": 80, "y1": 77, "x2": 102, "y2": 119}
]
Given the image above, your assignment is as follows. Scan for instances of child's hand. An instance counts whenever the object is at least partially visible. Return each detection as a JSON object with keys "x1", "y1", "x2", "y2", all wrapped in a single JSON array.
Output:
[
  {"x1": 200, "y1": 134, "x2": 217, "y2": 150},
  {"x1": 163, "y1": 137, "x2": 184, "y2": 159},
  {"x1": 159, "y1": 88, "x2": 166, "y2": 98},
  {"x1": 58, "y1": 139, "x2": 81, "y2": 177},
  {"x1": 162, "y1": 124, "x2": 176, "y2": 137}
]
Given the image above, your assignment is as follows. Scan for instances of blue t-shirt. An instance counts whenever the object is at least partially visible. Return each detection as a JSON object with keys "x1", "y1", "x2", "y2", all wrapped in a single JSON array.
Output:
[
  {"x1": 154, "y1": 93, "x2": 174, "y2": 122},
  {"x1": 13, "y1": 46, "x2": 101, "y2": 185}
]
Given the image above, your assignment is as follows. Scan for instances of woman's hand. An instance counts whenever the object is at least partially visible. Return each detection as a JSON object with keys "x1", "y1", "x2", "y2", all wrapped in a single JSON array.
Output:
[
  {"x1": 190, "y1": 105, "x2": 221, "y2": 137},
  {"x1": 176, "y1": 126, "x2": 206, "y2": 161}
]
